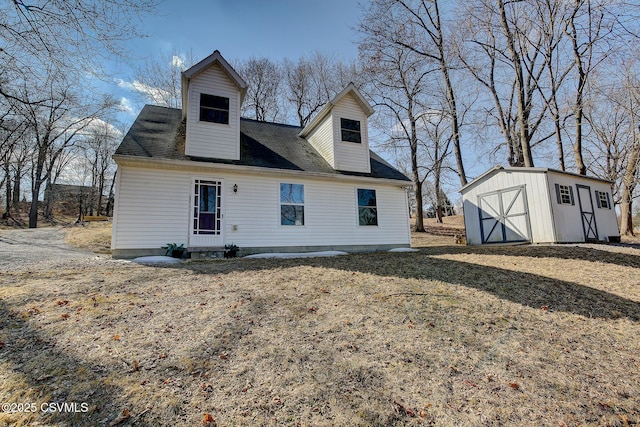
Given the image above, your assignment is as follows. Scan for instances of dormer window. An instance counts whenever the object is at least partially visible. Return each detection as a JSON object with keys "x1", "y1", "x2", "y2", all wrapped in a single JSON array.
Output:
[
  {"x1": 340, "y1": 118, "x2": 361, "y2": 143},
  {"x1": 200, "y1": 93, "x2": 229, "y2": 124}
]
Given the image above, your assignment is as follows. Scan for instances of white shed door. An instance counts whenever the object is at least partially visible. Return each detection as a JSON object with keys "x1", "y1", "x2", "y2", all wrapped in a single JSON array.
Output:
[{"x1": 478, "y1": 185, "x2": 531, "y2": 244}]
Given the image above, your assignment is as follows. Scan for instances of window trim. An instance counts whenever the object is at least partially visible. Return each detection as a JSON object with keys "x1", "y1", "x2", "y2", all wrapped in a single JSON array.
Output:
[
  {"x1": 199, "y1": 93, "x2": 230, "y2": 125},
  {"x1": 555, "y1": 184, "x2": 574, "y2": 205},
  {"x1": 340, "y1": 118, "x2": 362, "y2": 144},
  {"x1": 595, "y1": 190, "x2": 611, "y2": 209},
  {"x1": 279, "y1": 183, "x2": 305, "y2": 226},
  {"x1": 357, "y1": 188, "x2": 378, "y2": 226}
]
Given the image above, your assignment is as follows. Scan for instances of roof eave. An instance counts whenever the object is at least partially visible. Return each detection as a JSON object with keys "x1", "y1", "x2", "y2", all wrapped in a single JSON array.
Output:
[{"x1": 113, "y1": 154, "x2": 411, "y2": 186}]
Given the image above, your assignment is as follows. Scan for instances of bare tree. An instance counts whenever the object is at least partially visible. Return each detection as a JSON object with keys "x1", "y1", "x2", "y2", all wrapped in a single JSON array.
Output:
[
  {"x1": 14, "y1": 73, "x2": 116, "y2": 228},
  {"x1": 130, "y1": 49, "x2": 196, "y2": 109},
  {"x1": 359, "y1": 2, "x2": 439, "y2": 232},
  {"x1": 378, "y1": 0, "x2": 468, "y2": 186},
  {"x1": 237, "y1": 57, "x2": 282, "y2": 122},
  {"x1": 282, "y1": 52, "x2": 359, "y2": 127}
]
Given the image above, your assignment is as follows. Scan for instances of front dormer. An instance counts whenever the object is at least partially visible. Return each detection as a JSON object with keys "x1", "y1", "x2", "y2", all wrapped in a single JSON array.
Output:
[
  {"x1": 182, "y1": 51, "x2": 247, "y2": 160},
  {"x1": 299, "y1": 83, "x2": 374, "y2": 173}
]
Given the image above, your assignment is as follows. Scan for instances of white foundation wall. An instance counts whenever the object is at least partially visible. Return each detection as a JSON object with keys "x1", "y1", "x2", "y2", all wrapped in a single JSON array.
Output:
[{"x1": 112, "y1": 164, "x2": 410, "y2": 253}]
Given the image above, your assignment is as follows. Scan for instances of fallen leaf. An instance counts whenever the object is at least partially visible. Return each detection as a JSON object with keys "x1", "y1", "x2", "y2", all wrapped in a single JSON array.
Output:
[
  {"x1": 109, "y1": 408, "x2": 130, "y2": 426},
  {"x1": 61, "y1": 313, "x2": 70, "y2": 320},
  {"x1": 113, "y1": 334, "x2": 120, "y2": 340},
  {"x1": 219, "y1": 354, "x2": 228, "y2": 360},
  {"x1": 202, "y1": 413, "x2": 214, "y2": 423},
  {"x1": 509, "y1": 382, "x2": 520, "y2": 390},
  {"x1": 56, "y1": 300, "x2": 69, "y2": 306}
]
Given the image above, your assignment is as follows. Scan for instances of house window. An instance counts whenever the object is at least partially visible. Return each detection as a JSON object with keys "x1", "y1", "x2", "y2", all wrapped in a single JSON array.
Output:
[
  {"x1": 595, "y1": 190, "x2": 611, "y2": 209},
  {"x1": 555, "y1": 184, "x2": 574, "y2": 205},
  {"x1": 200, "y1": 93, "x2": 229, "y2": 124},
  {"x1": 340, "y1": 118, "x2": 361, "y2": 143},
  {"x1": 280, "y1": 183, "x2": 304, "y2": 226},
  {"x1": 357, "y1": 188, "x2": 378, "y2": 226}
]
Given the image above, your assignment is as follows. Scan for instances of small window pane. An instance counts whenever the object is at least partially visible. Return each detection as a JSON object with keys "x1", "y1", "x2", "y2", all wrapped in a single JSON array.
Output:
[
  {"x1": 280, "y1": 183, "x2": 304, "y2": 204},
  {"x1": 358, "y1": 189, "x2": 377, "y2": 207},
  {"x1": 281, "y1": 205, "x2": 304, "y2": 226},
  {"x1": 341, "y1": 118, "x2": 361, "y2": 143}
]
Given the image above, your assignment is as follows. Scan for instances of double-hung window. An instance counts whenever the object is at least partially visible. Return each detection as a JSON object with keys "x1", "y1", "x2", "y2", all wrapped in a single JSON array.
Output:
[
  {"x1": 357, "y1": 188, "x2": 378, "y2": 226},
  {"x1": 280, "y1": 183, "x2": 304, "y2": 226},
  {"x1": 340, "y1": 118, "x2": 361, "y2": 143},
  {"x1": 200, "y1": 93, "x2": 229, "y2": 124}
]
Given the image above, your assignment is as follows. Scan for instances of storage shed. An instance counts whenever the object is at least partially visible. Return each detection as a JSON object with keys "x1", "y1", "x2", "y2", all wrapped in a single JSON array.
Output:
[{"x1": 460, "y1": 166, "x2": 620, "y2": 245}]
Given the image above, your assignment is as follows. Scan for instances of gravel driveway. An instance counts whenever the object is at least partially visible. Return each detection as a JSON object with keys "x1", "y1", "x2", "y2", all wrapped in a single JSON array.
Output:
[{"x1": 0, "y1": 227, "x2": 99, "y2": 272}]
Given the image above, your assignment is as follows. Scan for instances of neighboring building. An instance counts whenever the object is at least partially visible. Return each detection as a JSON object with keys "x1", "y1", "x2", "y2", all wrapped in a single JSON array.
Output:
[
  {"x1": 460, "y1": 166, "x2": 620, "y2": 245},
  {"x1": 111, "y1": 50, "x2": 412, "y2": 258},
  {"x1": 44, "y1": 183, "x2": 97, "y2": 215}
]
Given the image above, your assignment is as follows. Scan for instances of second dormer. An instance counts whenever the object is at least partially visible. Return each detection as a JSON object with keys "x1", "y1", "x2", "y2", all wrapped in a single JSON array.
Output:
[
  {"x1": 299, "y1": 83, "x2": 374, "y2": 173},
  {"x1": 182, "y1": 51, "x2": 247, "y2": 160}
]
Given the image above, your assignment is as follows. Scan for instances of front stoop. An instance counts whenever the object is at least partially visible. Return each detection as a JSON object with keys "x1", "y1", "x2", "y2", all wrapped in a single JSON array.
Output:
[{"x1": 188, "y1": 247, "x2": 225, "y2": 259}]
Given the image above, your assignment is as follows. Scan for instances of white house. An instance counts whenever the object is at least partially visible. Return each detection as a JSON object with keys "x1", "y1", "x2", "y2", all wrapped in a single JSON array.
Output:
[
  {"x1": 111, "y1": 50, "x2": 412, "y2": 258},
  {"x1": 460, "y1": 166, "x2": 620, "y2": 245}
]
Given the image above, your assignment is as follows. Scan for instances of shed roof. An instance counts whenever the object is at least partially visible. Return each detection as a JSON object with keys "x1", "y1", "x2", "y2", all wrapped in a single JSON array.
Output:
[
  {"x1": 459, "y1": 165, "x2": 614, "y2": 194},
  {"x1": 115, "y1": 105, "x2": 410, "y2": 182}
]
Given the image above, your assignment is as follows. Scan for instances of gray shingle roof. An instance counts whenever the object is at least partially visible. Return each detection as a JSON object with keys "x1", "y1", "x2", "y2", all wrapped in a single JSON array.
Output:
[{"x1": 116, "y1": 105, "x2": 410, "y2": 182}]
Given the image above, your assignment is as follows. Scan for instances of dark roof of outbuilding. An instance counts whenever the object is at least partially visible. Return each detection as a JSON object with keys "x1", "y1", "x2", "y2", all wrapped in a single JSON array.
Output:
[{"x1": 116, "y1": 105, "x2": 410, "y2": 182}]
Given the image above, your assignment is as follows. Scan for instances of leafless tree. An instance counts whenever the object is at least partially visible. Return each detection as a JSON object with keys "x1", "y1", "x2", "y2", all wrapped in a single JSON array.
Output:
[
  {"x1": 375, "y1": 0, "x2": 468, "y2": 186},
  {"x1": 131, "y1": 49, "x2": 196, "y2": 109},
  {"x1": 282, "y1": 52, "x2": 360, "y2": 127},
  {"x1": 13, "y1": 73, "x2": 116, "y2": 228},
  {"x1": 237, "y1": 57, "x2": 283, "y2": 122},
  {"x1": 359, "y1": 2, "x2": 440, "y2": 231}
]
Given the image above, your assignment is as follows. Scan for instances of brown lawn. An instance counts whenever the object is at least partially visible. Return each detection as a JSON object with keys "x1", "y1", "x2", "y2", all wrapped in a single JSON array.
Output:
[{"x1": 0, "y1": 222, "x2": 639, "y2": 426}]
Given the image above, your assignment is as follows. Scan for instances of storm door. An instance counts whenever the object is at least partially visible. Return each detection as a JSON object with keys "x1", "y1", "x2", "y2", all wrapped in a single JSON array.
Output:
[{"x1": 190, "y1": 179, "x2": 223, "y2": 247}]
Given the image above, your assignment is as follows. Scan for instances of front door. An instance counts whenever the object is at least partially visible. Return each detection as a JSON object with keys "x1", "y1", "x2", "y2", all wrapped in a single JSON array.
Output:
[
  {"x1": 189, "y1": 179, "x2": 223, "y2": 247},
  {"x1": 576, "y1": 184, "x2": 598, "y2": 242}
]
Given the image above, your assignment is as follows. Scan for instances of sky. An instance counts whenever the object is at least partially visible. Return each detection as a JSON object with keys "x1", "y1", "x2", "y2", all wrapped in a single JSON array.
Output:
[{"x1": 111, "y1": 0, "x2": 362, "y2": 120}]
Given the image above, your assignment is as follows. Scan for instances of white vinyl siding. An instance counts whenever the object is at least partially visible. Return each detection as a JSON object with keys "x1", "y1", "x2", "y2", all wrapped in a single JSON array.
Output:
[
  {"x1": 333, "y1": 93, "x2": 370, "y2": 173},
  {"x1": 185, "y1": 63, "x2": 240, "y2": 160},
  {"x1": 111, "y1": 166, "x2": 190, "y2": 250},
  {"x1": 306, "y1": 116, "x2": 335, "y2": 168},
  {"x1": 112, "y1": 165, "x2": 410, "y2": 252},
  {"x1": 224, "y1": 174, "x2": 407, "y2": 248}
]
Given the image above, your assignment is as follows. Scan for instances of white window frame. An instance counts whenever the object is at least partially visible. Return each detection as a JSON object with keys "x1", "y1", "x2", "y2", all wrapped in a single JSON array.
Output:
[
  {"x1": 280, "y1": 183, "x2": 305, "y2": 226},
  {"x1": 357, "y1": 188, "x2": 378, "y2": 226}
]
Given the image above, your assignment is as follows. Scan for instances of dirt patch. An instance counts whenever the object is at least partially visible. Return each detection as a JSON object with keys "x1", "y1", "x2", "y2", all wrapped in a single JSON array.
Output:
[{"x1": 1, "y1": 229, "x2": 639, "y2": 426}]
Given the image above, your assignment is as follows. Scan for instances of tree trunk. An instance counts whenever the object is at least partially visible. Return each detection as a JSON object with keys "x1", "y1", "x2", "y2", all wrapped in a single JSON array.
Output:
[
  {"x1": 4, "y1": 161, "x2": 11, "y2": 216},
  {"x1": 619, "y1": 135, "x2": 639, "y2": 236}
]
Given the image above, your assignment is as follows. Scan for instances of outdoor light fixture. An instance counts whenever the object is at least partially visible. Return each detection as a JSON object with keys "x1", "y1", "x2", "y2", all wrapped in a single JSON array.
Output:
[{"x1": 233, "y1": 184, "x2": 238, "y2": 193}]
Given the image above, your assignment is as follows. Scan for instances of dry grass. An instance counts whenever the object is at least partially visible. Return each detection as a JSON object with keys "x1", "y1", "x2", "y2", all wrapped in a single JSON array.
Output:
[
  {"x1": 63, "y1": 221, "x2": 112, "y2": 254},
  {"x1": 1, "y1": 226, "x2": 640, "y2": 426}
]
